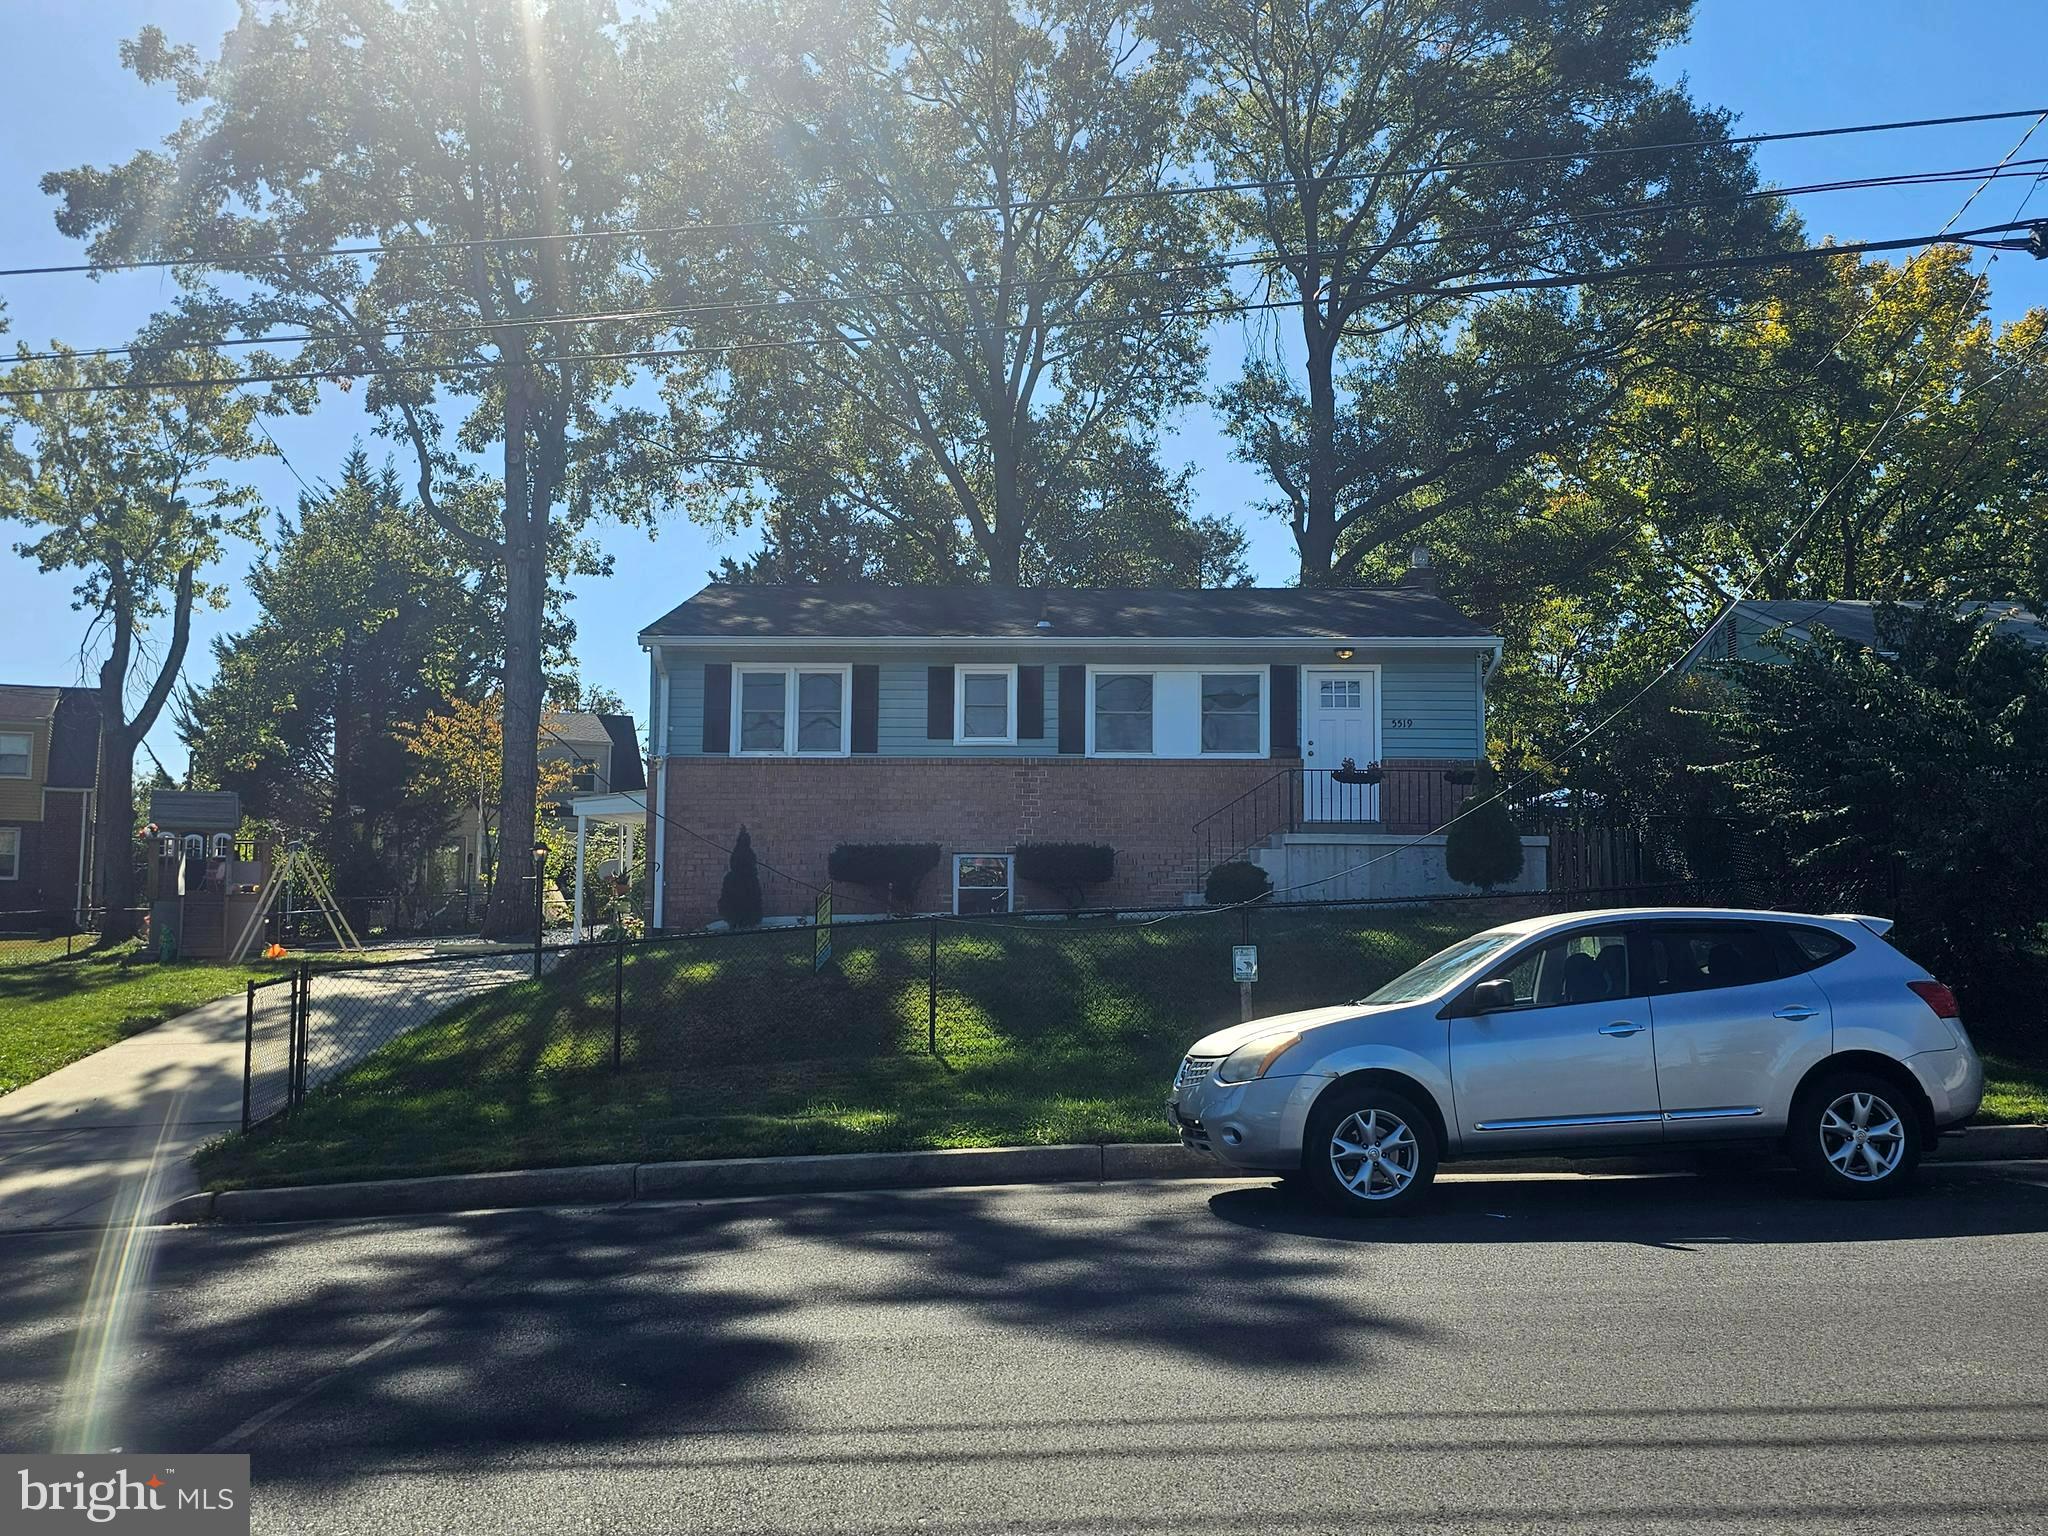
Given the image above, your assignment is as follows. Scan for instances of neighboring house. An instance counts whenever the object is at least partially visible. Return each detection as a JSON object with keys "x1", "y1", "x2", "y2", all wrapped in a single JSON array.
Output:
[
  {"x1": 441, "y1": 710, "x2": 646, "y2": 908},
  {"x1": 542, "y1": 711, "x2": 647, "y2": 803},
  {"x1": 1685, "y1": 598, "x2": 2048, "y2": 670},
  {"x1": 0, "y1": 684, "x2": 102, "y2": 920},
  {"x1": 637, "y1": 575, "x2": 1547, "y2": 929}
]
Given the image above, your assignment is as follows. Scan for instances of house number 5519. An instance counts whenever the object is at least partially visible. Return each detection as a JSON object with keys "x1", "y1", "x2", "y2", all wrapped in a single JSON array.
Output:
[{"x1": 1387, "y1": 716, "x2": 1414, "y2": 729}]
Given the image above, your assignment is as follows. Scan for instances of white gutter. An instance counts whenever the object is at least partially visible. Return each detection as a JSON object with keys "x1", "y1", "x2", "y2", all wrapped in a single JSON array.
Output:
[{"x1": 647, "y1": 645, "x2": 669, "y2": 931}]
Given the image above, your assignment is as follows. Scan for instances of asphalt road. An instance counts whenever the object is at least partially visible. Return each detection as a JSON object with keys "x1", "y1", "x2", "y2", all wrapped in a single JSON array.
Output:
[{"x1": 4, "y1": 1164, "x2": 2048, "y2": 1535}]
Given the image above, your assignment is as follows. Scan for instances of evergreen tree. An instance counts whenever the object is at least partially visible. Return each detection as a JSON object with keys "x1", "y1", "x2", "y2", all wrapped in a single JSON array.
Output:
[
  {"x1": 717, "y1": 826, "x2": 765, "y2": 930},
  {"x1": 1444, "y1": 762, "x2": 1524, "y2": 891}
]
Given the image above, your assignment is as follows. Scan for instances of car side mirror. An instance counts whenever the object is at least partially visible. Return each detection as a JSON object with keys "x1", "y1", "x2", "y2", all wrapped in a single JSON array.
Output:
[{"x1": 1468, "y1": 977, "x2": 1517, "y2": 1015}]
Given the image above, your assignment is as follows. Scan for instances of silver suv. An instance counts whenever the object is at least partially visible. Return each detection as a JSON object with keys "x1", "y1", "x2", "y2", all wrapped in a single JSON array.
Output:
[{"x1": 1167, "y1": 908, "x2": 1982, "y2": 1213}]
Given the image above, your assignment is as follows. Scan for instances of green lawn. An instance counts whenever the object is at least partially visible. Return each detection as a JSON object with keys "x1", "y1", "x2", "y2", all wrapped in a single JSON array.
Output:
[
  {"x1": 0, "y1": 943, "x2": 300, "y2": 1095},
  {"x1": 0, "y1": 940, "x2": 430, "y2": 1096},
  {"x1": 194, "y1": 906, "x2": 1491, "y2": 1190},
  {"x1": 190, "y1": 907, "x2": 2048, "y2": 1192},
  {"x1": 1981, "y1": 1054, "x2": 2048, "y2": 1125}
]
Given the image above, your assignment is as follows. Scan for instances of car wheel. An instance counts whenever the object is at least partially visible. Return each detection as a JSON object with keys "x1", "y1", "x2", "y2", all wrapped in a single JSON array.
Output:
[
  {"x1": 1790, "y1": 1070, "x2": 1922, "y2": 1199},
  {"x1": 1303, "y1": 1086, "x2": 1439, "y2": 1215}
]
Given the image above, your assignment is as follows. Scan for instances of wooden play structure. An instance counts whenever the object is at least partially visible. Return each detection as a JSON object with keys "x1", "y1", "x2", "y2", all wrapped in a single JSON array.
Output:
[{"x1": 144, "y1": 790, "x2": 362, "y2": 960}]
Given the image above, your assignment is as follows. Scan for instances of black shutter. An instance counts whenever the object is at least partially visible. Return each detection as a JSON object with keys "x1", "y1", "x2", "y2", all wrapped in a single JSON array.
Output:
[
  {"x1": 851, "y1": 665, "x2": 880, "y2": 753},
  {"x1": 701, "y1": 663, "x2": 732, "y2": 754},
  {"x1": 1018, "y1": 665, "x2": 1046, "y2": 739},
  {"x1": 1269, "y1": 664, "x2": 1299, "y2": 759},
  {"x1": 927, "y1": 666, "x2": 954, "y2": 739},
  {"x1": 1057, "y1": 664, "x2": 1086, "y2": 754}
]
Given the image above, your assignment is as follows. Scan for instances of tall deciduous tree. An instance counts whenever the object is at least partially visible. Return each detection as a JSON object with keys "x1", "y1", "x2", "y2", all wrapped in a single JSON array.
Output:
[
  {"x1": 654, "y1": 0, "x2": 1227, "y2": 585},
  {"x1": 1161, "y1": 0, "x2": 1779, "y2": 584},
  {"x1": 0, "y1": 346, "x2": 271, "y2": 939},
  {"x1": 45, "y1": 1, "x2": 709, "y2": 937}
]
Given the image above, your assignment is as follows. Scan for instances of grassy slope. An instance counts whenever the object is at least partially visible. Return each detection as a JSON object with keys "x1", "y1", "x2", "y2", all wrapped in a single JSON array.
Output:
[
  {"x1": 195, "y1": 908, "x2": 1484, "y2": 1189},
  {"x1": 193, "y1": 908, "x2": 2048, "y2": 1190},
  {"x1": 0, "y1": 944, "x2": 293, "y2": 1095}
]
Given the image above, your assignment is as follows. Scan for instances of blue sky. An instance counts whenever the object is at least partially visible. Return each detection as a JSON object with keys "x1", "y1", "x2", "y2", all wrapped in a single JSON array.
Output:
[{"x1": 4, "y1": 0, "x2": 2047, "y2": 775}]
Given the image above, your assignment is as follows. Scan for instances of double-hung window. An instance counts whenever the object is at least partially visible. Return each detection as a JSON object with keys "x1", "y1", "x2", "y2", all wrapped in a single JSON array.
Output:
[
  {"x1": 1092, "y1": 673, "x2": 1154, "y2": 754},
  {"x1": 734, "y1": 667, "x2": 849, "y2": 755},
  {"x1": 956, "y1": 666, "x2": 1016, "y2": 744},
  {"x1": 1086, "y1": 669, "x2": 1265, "y2": 756},
  {"x1": 1200, "y1": 673, "x2": 1262, "y2": 754},
  {"x1": 0, "y1": 731, "x2": 30, "y2": 778},
  {"x1": 0, "y1": 827, "x2": 17, "y2": 881}
]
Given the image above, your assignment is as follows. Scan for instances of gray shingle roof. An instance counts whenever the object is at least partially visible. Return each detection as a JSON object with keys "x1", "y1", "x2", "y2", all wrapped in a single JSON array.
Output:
[{"x1": 640, "y1": 584, "x2": 1492, "y2": 641}]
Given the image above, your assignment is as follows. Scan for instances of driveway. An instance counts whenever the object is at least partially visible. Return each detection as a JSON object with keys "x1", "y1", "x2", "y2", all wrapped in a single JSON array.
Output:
[
  {"x1": 2, "y1": 1166, "x2": 2046, "y2": 1530},
  {"x1": 0, "y1": 948, "x2": 538, "y2": 1232}
]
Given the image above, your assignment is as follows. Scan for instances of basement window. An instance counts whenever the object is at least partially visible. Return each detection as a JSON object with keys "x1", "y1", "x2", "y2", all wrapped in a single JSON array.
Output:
[{"x1": 954, "y1": 853, "x2": 1013, "y2": 915}]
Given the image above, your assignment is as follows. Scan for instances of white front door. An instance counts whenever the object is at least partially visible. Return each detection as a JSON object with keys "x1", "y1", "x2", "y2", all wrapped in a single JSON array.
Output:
[{"x1": 1303, "y1": 668, "x2": 1380, "y2": 823}]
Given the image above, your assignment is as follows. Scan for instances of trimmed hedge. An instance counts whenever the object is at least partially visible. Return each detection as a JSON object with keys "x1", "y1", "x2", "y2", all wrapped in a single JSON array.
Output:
[
  {"x1": 829, "y1": 842, "x2": 942, "y2": 909},
  {"x1": 1014, "y1": 842, "x2": 1116, "y2": 909},
  {"x1": 1203, "y1": 860, "x2": 1272, "y2": 905}
]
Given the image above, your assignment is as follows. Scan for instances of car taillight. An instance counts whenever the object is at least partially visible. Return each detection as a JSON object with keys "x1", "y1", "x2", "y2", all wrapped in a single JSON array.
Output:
[{"x1": 1908, "y1": 980, "x2": 1960, "y2": 1020}]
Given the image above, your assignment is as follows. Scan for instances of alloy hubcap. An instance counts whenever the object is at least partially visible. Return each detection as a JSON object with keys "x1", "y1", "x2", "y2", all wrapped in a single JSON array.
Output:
[
  {"x1": 1819, "y1": 1091, "x2": 1906, "y2": 1182},
  {"x1": 1329, "y1": 1108, "x2": 1419, "y2": 1200}
]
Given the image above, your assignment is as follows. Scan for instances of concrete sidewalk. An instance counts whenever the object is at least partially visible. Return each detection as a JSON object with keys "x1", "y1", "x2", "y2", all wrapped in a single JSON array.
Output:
[
  {"x1": 0, "y1": 989, "x2": 246, "y2": 1230},
  {"x1": 0, "y1": 950, "x2": 536, "y2": 1232}
]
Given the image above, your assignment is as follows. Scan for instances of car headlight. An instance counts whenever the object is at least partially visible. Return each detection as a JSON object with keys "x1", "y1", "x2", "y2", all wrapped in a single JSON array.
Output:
[{"x1": 1215, "y1": 1031, "x2": 1302, "y2": 1085}]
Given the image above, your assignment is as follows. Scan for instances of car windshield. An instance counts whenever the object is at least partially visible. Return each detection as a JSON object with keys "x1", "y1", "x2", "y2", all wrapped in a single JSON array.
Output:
[{"x1": 1359, "y1": 930, "x2": 1524, "y2": 1005}]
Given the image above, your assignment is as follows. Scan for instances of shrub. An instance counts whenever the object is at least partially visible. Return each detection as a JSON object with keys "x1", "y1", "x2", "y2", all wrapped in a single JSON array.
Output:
[
  {"x1": 717, "y1": 825, "x2": 765, "y2": 929},
  {"x1": 1013, "y1": 842, "x2": 1116, "y2": 910},
  {"x1": 1444, "y1": 760, "x2": 1525, "y2": 890},
  {"x1": 1204, "y1": 859, "x2": 1272, "y2": 906},
  {"x1": 829, "y1": 842, "x2": 941, "y2": 911}
]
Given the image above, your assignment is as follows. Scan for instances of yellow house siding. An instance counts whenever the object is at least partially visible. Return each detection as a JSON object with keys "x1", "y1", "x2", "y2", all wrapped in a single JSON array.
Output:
[{"x1": 0, "y1": 717, "x2": 51, "y2": 821}]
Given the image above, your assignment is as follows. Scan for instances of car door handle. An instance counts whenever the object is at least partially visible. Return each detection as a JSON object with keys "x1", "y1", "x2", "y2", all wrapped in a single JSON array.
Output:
[
  {"x1": 1773, "y1": 1005, "x2": 1820, "y2": 1021},
  {"x1": 1599, "y1": 1022, "x2": 1645, "y2": 1037}
]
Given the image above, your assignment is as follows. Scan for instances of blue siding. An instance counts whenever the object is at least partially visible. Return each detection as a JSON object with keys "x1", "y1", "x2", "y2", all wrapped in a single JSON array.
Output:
[
  {"x1": 657, "y1": 643, "x2": 1486, "y2": 759},
  {"x1": 1379, "y1": 655, "x2": 1483, "y2": 758}
]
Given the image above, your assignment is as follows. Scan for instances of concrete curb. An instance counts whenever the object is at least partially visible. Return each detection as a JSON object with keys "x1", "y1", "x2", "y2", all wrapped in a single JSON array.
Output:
[
  {"x1": 180, "y1": 1126, "x2": 2048, "y2": 1225},
  {"x1": 210, "y1": 1163, "x2": 637, "y2": 1223},
  {"x1": 635, "y1": 1144, "x2": 1102, "y2": 1199},
  {"x1": 1933, "y1": 1123, "x2": 2048, "y2": 1160}
]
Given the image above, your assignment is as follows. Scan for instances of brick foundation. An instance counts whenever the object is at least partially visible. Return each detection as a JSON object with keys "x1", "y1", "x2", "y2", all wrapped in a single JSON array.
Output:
[{"x1": 656, "y1": 756, "x2": 1292, "y2": 928}]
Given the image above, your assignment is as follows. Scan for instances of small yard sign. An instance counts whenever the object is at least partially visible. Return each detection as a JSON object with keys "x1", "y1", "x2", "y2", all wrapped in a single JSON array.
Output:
[
  {"x1": 1232, "y1": 944, "x2": 1258, "y2": 983},
  {"x1": 813, "y1": 888, "x2": 834, "y2": 972}
]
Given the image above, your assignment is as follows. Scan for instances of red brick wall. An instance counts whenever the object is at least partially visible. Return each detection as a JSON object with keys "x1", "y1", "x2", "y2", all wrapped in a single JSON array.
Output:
[
  {"x1": 12, "y1": 790, "x2": 88, "y2": 914},
  {"x1": 656, "y1": 756, "x2": 1290, "y2": 927}
]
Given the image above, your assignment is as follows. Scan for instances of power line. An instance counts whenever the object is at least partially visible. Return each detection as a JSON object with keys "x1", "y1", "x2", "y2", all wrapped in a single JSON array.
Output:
[
  {"x1": 14, "y1": 158, "x2": 2047, "y2": 370},
  {"x1": 6, "y1": 106, "x2": 2046, "y2": 281},
  {"x1": 4, "y1": 218, "x2": 2038, "y2": 402}
]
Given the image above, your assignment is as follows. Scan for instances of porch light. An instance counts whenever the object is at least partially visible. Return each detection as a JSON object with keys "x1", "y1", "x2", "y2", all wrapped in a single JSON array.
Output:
[{"x1": 1334, "y1": 648, "x2": 1355, "y2": 660}]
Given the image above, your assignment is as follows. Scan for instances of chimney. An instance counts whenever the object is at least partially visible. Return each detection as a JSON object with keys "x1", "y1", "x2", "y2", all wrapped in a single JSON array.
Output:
[{"x1": 1399, "y1": 543, "x2": 1438, "y2": 595}]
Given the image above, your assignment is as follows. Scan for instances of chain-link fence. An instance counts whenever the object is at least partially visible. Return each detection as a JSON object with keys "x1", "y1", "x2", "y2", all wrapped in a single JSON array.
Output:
[
  {"x1": 0, "y1": 907, "x2": 150, "y2": 969},
  {"x1": 237, "y1": 873, "x2": 1888, "y2": 1137}
]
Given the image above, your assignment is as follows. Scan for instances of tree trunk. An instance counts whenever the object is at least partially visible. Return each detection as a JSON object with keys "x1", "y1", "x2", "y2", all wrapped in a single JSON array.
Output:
[
  {"x1": 1297, "y1": 324, "x2": 1340, "y2": 586},
  {"x1": 481, "y1": 379, "x2": 545, "y2": 941},
  {"x1": 482, "y1": 533, "x2": 545, "y2": 939},
  {"x1": 94, "y1": 718, "x2": 139, "y2": 943}
]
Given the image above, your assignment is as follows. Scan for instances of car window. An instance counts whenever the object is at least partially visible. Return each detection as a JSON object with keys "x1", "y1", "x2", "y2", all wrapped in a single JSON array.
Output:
[
  {"x1": 1483, "y1": 929, "x2": 1633, "y2": 1009},
  {"x1": 1775, "y1": 924, "x2": 1855, "y2": 973},
  {"x1": 1361, "y1": 930, "x2": 1522, "y2": 1004},
  {"x1": 1641, "y1": 924, "x2": 1783, "y2": 994}
]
